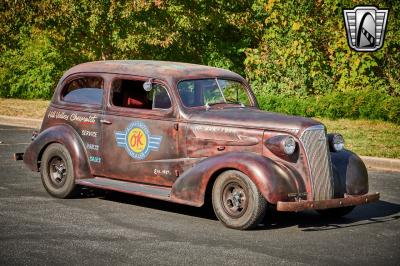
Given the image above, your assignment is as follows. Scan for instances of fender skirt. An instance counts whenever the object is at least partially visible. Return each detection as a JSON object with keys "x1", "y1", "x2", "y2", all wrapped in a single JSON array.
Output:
[
  {"x1": 23, "y1": 124, "x2": 91, "y2": 179},
  {"x1": 170, "y1": 152, "x2": 305, "y2": 207}
]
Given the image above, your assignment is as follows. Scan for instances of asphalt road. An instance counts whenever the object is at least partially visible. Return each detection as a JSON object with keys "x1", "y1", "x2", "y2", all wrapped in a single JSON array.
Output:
[{"x1": 0, "y1": 124, "x2": 399, "y2": 266}]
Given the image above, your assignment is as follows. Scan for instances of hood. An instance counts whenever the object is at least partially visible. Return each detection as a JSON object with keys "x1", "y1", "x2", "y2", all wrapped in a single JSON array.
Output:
[{"x1": 184, "y1": 107, "x2": 322, "y2": 135}]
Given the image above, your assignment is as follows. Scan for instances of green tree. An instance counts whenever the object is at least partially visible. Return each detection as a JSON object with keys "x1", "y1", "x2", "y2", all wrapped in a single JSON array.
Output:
[
  {"x1": 0, "y1": 32, "x2": 62, "y2": 98},
  {"x1": 245, "y1": 0, "x2": 400, "y2": 96},
  {"x1": 0, "y1": 0, "x2": 399, "y2": 123}
]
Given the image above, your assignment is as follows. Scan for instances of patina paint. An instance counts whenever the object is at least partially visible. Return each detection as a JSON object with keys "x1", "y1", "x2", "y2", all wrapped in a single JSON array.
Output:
[{"x1": 22, "y1": 60, "x2": 379, "y2": 211}]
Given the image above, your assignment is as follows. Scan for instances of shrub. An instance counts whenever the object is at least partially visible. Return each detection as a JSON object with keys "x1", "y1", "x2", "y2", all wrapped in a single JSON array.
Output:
[
  {"x1": 256, "y1": 90, "x2": 400, "y2": 124},
  {"x1": 0, "y1": 32, "x2": 63, "y2": 99}
]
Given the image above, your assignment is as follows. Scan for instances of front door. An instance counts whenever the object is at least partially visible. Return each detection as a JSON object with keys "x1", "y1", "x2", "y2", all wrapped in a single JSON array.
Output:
[{"x1": 100, "y1": 76, "x2": 180, "y2": 187}]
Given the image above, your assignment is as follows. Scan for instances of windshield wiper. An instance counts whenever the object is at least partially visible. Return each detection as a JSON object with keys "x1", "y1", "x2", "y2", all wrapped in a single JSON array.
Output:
[
  {"x1": 207, "y1": 101, "x2": 227, "y2": 106},
  {"x1": 225, "y1": 100, "x2": 245, "y2": 107},
  {"x1": 204, "y1": 100, "x2": 246, "y2": 110},
  {"x1": 207, "y1": 100, "x2": 245, "y2": 107}
]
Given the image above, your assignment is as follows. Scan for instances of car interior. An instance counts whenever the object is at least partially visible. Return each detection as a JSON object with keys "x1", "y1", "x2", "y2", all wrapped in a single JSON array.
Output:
[{"x1": 111, "y1": 79, "x2": 171, "y2": 110}]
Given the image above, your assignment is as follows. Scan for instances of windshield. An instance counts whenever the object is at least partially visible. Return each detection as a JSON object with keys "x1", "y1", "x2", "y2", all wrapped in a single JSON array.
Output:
[{"x1": 177, "y1": 79, "x2": 252, "y2": 108}]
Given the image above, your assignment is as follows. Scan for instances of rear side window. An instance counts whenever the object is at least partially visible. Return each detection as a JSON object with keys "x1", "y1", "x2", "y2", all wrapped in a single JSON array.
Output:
[{"x1": 62, "y1": 77, "x2": 103, "y2": 105}]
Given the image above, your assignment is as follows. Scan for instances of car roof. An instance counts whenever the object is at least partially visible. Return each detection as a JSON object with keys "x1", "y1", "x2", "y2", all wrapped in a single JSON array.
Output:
[{"x1": 63, "y1": 60, "x2": 244, "y2": 83}]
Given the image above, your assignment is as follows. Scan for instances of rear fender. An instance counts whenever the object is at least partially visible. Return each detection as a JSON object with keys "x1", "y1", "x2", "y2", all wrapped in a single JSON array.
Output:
[
  {"x1": 23, "y1": 124, "x2": 92, "y2": 179},
  {"x1": 170, "y1": 152, "x2": 304, "y2": 207}
]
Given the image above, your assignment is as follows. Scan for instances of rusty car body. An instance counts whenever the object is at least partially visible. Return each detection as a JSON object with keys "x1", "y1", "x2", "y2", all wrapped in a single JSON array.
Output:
[{"x1": 19, "y1": 60, "x2": 379, "y2": 229}]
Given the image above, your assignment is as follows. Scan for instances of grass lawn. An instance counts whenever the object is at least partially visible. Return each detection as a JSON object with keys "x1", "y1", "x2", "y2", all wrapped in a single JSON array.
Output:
[
  {"x1": 0, "y1": 98, "x2": 399, "y2": 158},
  {"x1": 316, "y1": 118, "x2": 400, "y2": 159},
  {"x1": 0, "y1": 98, "x2": 49, "y2": 119}
]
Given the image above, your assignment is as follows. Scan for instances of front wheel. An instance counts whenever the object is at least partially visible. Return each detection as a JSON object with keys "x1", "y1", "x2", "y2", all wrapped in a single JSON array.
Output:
[
  {"x1": 317, "y1": 206, "x2": 355, "y2": 218},
  {"x1": 212, "y1": 170, "x2": 267, "y2": 230},
  {"x1": 40, "y1": 143, "x2": 77, "y2": 198}
]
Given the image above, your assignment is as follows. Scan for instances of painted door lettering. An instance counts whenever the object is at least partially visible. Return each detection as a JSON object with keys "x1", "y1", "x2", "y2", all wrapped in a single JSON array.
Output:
[
  {"x1": 82, "y1": 130, "x2": 97, "y2": 137},
  {"x1": 86, "y1": 143, "x2": 99, "y2": 151},
  {"x1": 130, "y1": 130, "x2": 144, "y2": 150},
  {"x1": 154, "y1": 169, "x2": 171, "y2": 176},
  {"x1": 89, "y1": 156, "x2": 101, "y2": 163}
]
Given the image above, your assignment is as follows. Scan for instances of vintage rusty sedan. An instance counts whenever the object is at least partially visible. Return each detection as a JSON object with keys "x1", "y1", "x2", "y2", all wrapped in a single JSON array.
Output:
[{"x1": 19, "y1": 60, "x2": 379, "y2": 229}]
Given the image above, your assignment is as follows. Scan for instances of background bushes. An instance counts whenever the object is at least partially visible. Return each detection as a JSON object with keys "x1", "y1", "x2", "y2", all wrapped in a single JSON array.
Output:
[
  {"x1": 0, "y1": 33, "x2": 62, "y2": 98},
  {"x1": 256, "y1": 90, "x2": 400, "y2": 124},
  {"x1": 0, "y1": 0, "x2": 399, "y2": 123}
]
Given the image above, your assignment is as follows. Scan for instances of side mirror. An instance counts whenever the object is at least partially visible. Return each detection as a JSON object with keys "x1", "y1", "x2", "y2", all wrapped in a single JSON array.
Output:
[{"x1": 143, "y1": 79, "x2": 153, "y2": 92}]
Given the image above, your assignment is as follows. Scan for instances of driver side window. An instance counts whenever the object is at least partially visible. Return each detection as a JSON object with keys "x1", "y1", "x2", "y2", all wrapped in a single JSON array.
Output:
[{"x1": 111, "y1": 79, "x2": 171, "y2": 110}]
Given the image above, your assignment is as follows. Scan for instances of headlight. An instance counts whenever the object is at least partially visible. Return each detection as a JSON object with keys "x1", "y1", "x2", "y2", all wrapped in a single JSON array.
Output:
[
  {"x1": 265, "y1": 135, "x2": 297, "y2": 159},
  {"x1": 283, "y1": 136, "x2": 296, "y2": 155},
  {"x1": 328, "y1": 133, "x2": 344, "y2": 152}
]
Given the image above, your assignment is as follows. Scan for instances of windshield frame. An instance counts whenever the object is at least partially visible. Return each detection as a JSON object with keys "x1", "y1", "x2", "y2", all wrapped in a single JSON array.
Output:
[{"x1": 176, "y1": 77, "x2": 258, "y2": 110}]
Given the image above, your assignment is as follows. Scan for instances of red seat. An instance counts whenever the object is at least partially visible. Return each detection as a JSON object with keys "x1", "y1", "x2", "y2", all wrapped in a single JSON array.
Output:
[
  {"x1": 123, "y1": 91, "x2": 148, "y2": 108},
  {"x1": 126, "y1": 97, "x2": 146, "y2": 108}
]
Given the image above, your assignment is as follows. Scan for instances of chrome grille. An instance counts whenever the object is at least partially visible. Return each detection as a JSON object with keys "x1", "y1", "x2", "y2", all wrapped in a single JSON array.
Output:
[{"x1": 300, "y1": 126, "x2": 334, "y2": 200}]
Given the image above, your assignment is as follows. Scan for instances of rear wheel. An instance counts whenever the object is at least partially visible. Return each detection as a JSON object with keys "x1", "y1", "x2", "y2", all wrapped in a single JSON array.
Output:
[
  {"x1": 40, "y1": 143, "x2": 77, "y2": 198},
  {"x1": 317, "y1": 206, "x2": 355, "y2": 218},
  {"x1": 212, "y1": 170, "x2": 267, "y2": 230}
]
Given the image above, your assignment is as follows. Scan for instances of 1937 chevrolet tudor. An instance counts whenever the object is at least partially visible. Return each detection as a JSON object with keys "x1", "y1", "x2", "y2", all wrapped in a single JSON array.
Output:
[{"x1": 19, "y1": 60, "x2": 379, "y2": 229}]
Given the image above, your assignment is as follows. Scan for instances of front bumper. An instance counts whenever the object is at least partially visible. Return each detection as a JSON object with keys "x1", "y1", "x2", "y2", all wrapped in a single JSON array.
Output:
[{"x1": 276, "y1": 192, "x2": 380, "y2": 212}]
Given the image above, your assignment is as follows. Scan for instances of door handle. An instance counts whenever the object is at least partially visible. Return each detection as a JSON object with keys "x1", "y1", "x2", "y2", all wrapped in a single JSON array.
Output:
[{"x1": 100, "y1": 119, "x2": 112, "y2": 125}]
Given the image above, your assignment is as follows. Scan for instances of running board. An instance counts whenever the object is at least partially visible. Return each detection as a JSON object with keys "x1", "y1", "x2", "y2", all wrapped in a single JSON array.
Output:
[{"x1": 76, "y1": 177, "x2": 171, "y2": 200}]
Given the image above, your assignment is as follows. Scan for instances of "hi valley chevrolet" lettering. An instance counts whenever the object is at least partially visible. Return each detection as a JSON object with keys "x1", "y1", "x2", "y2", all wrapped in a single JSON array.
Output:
[{"x1": 48, "y1": 111, "x2": 97, "y2": 124}]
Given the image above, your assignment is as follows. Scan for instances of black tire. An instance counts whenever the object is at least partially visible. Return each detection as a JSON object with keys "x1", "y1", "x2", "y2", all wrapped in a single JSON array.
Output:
[
  {"x1": 40, "y1": 143, "x2": 77, "y2": 198},
  {"x1": 212, "y1": 170, "x2": 267, "y2": 230},
  {"x1": 317, "y1": 206, "x2": 355, "y2": 218}
]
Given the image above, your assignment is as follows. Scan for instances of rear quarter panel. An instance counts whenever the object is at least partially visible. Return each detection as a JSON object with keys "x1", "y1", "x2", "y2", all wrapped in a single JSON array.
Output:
[
  {"x1": 23, "y1": 121, "x2": 92, "y2": 179},
  {"x1": 40, "y1": 105, "x2": 103, "y2": 176}
]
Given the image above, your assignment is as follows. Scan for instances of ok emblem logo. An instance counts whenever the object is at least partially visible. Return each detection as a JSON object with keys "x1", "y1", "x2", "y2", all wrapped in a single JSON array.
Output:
[{"x1": 115, "y1": 121, "x2": 163, "y2": 160}]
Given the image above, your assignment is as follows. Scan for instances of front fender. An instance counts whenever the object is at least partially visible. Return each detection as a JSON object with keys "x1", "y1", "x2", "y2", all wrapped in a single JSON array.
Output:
[
  {"x1": 23, "y1": 124, "x2": 92, "y2": 179},
  {"x1": 331, "y1": 149, "x2": 369, "y2": 197},
  {"x1": 170, "y1": 152, "x2": 305, "y2": 207}
]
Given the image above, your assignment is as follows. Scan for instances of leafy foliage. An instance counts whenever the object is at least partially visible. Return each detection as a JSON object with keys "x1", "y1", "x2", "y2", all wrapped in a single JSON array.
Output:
[
  {"x1": 0, "y1": 0, "x2": 399, "y2": 123},
  {"x1": 245, "y1": 0, "x2": 400, "y2": 96},
  {"x1": 0, "y1": 32, "x2": 62, "y2": 98},
  {"x1": 257, "y1": 90, "x2": 400, "y2": 124}
]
